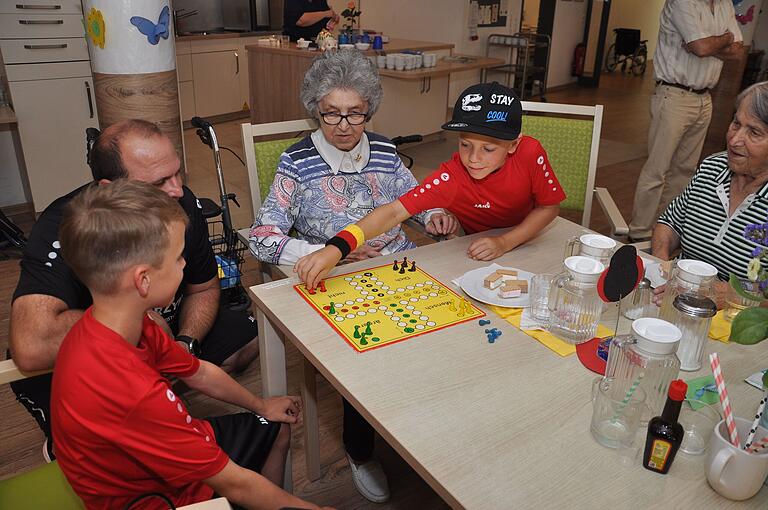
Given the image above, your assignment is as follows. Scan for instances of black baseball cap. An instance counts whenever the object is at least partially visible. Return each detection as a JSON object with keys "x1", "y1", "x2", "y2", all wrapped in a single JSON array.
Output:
[{"x1": 441, "y1": 82, "x2": 523, "y2": 140}]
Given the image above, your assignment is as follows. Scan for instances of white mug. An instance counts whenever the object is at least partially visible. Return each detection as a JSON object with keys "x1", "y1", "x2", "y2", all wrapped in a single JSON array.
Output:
[
  {"x1": 414, "y1": 54, "x2": 423, "y2": 68},
  {"x1": 376, "y1": 55, "x2": 386, "y2": 69},
  {"x1": 705, "y1": 417, "x2": 768, "y2": 500},
  {"x1": 386, "y1": 53, "x2": 396, "y2": 70},
  {"x1": 395, "y1": 54, "x2": 405, "y2": 71}
]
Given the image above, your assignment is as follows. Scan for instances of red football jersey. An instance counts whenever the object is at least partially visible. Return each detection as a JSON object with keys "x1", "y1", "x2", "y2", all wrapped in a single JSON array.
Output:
[
  {"x1": 52, "y1": 309, "x2": 228, "y2": 510},
  {"x1": 399, "y1": 136, "x2": 566, "y2": 234}
]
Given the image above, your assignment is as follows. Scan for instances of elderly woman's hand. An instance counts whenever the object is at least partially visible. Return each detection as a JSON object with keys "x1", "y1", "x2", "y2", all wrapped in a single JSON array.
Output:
[
  {"x1": 652, "y1": 281, "x2": 729, "y2": 309},
  {"x1": 652, "y1": 284, "x2": 666, "y2": 307},
  {"x1": 295, "y1": 246, "x2": 342, "y2": 290},
  {"x1": 340, "y1": 244, "x2": 382, "y2": 264},
  {"x1": 426, "y1": 212, "x2": 459, "y2": 237}
]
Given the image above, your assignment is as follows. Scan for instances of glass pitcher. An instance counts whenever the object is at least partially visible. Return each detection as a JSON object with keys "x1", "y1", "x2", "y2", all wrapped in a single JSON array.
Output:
[
  {"x1": 564, "y1": 233, "x2": 617, "y2": 266},
  {"x1": 659, "y1": 259, "x2": 717, "y2": 323},
  {"x1": 547, "y1": 256, "x2": 606, "y2": 344}
]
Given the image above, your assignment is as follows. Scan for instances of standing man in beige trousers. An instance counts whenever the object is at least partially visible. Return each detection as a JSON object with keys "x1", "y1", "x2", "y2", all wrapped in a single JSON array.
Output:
[{"x1": 629, "y1": 0, "x2": 743, "y2": 241}]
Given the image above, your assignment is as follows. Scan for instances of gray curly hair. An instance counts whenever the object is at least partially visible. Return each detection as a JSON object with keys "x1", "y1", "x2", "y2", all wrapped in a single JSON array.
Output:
[
  {"x1": 300, "y1": 49, "x2": 383, "y2": 119},
  {"x1": 736, "y1": 81, "x2": 768, "y2": 127}
]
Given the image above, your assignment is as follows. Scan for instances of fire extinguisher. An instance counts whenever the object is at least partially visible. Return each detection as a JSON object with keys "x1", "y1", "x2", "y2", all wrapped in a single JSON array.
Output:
[{"x1": 572, "y1": 43, "x2": 586, "y2": 77}]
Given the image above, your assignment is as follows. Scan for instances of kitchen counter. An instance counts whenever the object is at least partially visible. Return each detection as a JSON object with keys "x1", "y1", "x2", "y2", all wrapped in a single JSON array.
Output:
[
  {"x1": 175, "y1": 30, "x2": 280, "y2": 42},
  {"x1": 246, "y1": 38, "x2": 504, "y2": 138}
]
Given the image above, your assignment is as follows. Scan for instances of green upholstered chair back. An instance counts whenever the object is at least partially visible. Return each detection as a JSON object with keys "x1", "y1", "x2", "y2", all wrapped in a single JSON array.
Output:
[
  {"x1": 521, "y1": 116, "x2": 594, "y2": 212},
  {"x1": 520, "y1": 102, "x2": 603, "y2": 228},
  {"x1": 241, "y1": 119, "x2": 318, "y2": 219},
  {"x1": 0, "y1": 461, "x2": 84, "y2": 509},
  {"x1": 253, "y1": 138, "x2": 302, "y2": 204}
]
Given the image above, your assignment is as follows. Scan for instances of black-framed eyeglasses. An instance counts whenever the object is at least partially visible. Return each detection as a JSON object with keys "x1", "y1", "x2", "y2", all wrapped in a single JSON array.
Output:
[{"x1": 319, "y1": 111, "x2": 369, "y2": 126}]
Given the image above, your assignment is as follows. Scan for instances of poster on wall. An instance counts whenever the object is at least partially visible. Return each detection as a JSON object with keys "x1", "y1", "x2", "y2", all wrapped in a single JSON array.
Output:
[
  {"x1": 471, "y1": 0, "x2": 508, "y2": 27},
  {"x1": 733, "y1": 0, "x2": 764, "y2": 46}
]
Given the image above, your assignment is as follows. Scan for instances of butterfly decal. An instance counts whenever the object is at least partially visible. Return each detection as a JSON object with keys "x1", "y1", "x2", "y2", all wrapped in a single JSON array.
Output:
[
  {"x1": 736, "y1": 5, "x2": 755, "y2": 25},
  {"x1": 130, "y1": 5, "x2": 170, "y2": 45}
]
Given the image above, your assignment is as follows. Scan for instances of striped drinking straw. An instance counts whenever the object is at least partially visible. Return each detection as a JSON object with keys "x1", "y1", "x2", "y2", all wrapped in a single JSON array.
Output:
[
  {"x1": 611, "y1": 374, "x2": 644, "y2": 423},
  {"x1": 744, "y1": 391, "x2": 768, "y2": 450},
  {"x1": 709, "y1": 353, "x2": 741, "y2": 448},
  {"x1": 748, "y1": 436, "x2": 768, "y2": 454}
]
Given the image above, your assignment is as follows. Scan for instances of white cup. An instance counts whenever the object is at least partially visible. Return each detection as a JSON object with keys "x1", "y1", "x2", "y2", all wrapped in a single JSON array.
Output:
[
  {"x1": 425, "y1": 53, "x2": 437, "y2": 67},
  {"x1": 376, "y1": 55, "x2": 386, "y2": 69},
  {"x1": 386, "y1": 53, "x2": 396, "y2": 70},
  {"x1": 414, "y1": 54, "x2": 423, "y2": 68},
  {"x1": 705, "y1": 417, "x2": 768, "y2": 500},
  {"x1": 395, "y1": 54, "x2": 405, "y2": 71}
]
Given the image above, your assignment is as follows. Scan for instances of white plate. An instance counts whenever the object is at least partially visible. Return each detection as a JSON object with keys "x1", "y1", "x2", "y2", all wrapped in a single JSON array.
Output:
[{"x1": 459, "y1": 266, "x2": 534, "y2": 308}]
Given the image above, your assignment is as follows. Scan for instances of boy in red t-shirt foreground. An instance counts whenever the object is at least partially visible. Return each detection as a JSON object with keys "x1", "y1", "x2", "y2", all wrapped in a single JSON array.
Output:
[
  {"x1": 296, "y1": 82, "x2": 566, "y2": 289},
  {"x1": 51, "y1": 180, "x2": 329, "y2": 510}
]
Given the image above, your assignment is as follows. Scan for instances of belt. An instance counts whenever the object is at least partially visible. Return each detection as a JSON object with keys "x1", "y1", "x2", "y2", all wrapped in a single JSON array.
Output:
[{"x1": 656, "y1": 81, "x2": 709, "y2": 95}]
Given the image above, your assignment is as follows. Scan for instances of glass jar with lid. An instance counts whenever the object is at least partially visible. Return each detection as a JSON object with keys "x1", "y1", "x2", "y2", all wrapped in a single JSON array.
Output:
[
  {"x1": 659, "y1": 259, "x2": 718, "y2": 323},
  {"x1": 604, "y1": 317, "x2": 682, "y2": 420},
  {"x1": 547, "y1": 256, "x2": 605, "y2": 344},
  {"x1": 671, "y1": 294, "x2": 717, "y2": 371}
]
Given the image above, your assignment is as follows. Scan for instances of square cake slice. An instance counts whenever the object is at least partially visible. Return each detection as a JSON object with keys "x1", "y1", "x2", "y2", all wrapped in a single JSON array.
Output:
[{"x1": 483, "y1": 272, "x2": 504, "y2": 290}]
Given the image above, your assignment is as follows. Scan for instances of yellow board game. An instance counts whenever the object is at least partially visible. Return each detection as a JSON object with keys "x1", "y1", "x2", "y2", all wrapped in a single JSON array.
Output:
[{"x1": 295, "y1": 260, "x2": 486, "y2": 352}]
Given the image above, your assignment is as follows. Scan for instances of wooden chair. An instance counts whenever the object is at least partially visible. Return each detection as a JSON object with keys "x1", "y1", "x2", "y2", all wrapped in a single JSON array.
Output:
[{"x1": 520, "y1": 101, "x2": 629, "y2": 238}]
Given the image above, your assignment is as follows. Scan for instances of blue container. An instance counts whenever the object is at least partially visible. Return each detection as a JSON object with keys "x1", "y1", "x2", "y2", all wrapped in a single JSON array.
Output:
[
  {"x1": 372, "y1": 35, "x2": 383, "y2": 50},
  {"x1": 361, "y1": 33, "x2": 371, "y2": 43},
  {"x1": 338, "y1": 33, "x2": 349, "y2": 45}
]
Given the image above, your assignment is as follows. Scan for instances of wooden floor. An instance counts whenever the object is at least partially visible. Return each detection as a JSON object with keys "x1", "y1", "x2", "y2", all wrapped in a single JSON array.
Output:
[{"x1": 0, "y1": 64, "x2": 733, "y2": 508}]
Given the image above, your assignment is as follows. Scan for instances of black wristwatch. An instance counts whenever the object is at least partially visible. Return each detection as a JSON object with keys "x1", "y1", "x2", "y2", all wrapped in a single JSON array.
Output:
[{"x1": 176, "y1": 335, "x2": 201, "y2": 357}]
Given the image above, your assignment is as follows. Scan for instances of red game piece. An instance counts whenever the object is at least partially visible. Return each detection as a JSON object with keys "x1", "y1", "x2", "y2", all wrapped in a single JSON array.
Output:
[{"x1": 318, "y1": 280, "x2": 327, "y2": 292}]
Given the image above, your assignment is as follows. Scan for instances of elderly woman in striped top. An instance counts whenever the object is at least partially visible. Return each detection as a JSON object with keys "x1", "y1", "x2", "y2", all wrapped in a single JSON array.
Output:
[
  {"x1": 652, "y1": 81, "x2": 768, "y2": 307},
  {"x1": 249, "y1": 49, "x2": 449, "y2": 503}
]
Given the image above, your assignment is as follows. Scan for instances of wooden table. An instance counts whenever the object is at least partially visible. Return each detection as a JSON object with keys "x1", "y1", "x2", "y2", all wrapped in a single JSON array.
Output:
[{"x1": 248, "y1": 217, "x2": 768, "y2": 509}]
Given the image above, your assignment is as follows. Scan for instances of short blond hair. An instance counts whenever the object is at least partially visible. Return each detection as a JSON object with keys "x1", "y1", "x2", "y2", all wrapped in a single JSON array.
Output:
[{"x1": 60, "y1": 180, "x2": 188, "y2": 294}]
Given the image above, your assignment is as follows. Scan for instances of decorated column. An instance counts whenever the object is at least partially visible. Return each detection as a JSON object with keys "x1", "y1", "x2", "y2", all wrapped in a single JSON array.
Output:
[{"x1": 82, "y1": 1, "x2": 183, "y2": 167}]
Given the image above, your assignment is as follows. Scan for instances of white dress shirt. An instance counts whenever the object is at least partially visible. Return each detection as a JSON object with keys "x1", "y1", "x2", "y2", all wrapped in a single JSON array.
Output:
[{"x1": 654, "y1": 0, "x2": 742, "y2": 90}]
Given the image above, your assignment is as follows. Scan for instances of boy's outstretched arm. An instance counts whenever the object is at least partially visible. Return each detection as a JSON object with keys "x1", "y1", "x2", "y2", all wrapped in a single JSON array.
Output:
[
  {"x1": 295, "y1": 200, "x2": 411, "y2": 289},
  {"x1": 468, "y1": 204, "x2": 559, "y2": 261}
]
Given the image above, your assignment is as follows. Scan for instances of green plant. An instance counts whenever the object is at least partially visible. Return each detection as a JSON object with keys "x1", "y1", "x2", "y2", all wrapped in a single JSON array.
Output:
[
  {"x1": 729, "y1": 223, "x2": 768, "y2": 344},
  {"x1": 341, "y1": 1, "x2": 361, "y2": 32}
]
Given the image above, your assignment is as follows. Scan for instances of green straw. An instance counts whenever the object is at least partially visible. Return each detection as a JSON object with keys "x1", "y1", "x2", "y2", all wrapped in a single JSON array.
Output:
[{"x1": 611, "y1": 374, "x2": 644, "y2": 423}]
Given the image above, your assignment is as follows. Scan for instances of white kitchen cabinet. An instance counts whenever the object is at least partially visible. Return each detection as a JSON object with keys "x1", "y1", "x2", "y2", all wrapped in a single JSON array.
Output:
[
  {"x1": 191, "y1": 50, "x2": 242, "y2": 118},
  {"x1": 1, "y1": 0, "x2": 95, "y2": 212},
  {"x1": 10, "y1": 70, "x2": 96, "y2": 210}
]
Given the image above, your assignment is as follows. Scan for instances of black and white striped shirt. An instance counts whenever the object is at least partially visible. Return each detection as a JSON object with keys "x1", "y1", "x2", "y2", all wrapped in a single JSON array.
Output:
[{"x1": 657, "y1": 152, "x2": 768, "y2": 281}]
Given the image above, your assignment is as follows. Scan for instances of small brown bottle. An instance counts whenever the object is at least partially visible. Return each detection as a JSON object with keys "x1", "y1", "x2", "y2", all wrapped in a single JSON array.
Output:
[{"x1": 643, "y1": 379, "x2": 688, "y2": 474}]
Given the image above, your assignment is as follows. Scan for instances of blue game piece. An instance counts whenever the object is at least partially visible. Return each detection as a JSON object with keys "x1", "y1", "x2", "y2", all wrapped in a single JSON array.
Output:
[
  {"x1": 479, "y1": 319, "x2": 491, "y2": 326},
  {"x1": 487, "y1": 334, "x2": 496, "y2": 344},
  {"x1": 485, "y1": 329, "x2": 491, "y2": 334}
]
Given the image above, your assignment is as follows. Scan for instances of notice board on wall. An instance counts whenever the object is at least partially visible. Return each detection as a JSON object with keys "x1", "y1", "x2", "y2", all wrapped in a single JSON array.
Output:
[{"x1": 472, "y1": 0, "x2": 508, "y2": 27}]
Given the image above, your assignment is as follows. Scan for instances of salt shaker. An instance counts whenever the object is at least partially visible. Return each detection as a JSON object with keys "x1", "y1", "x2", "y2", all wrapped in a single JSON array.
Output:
[
  {"x1": 671, "y1": 294, "x2": 717, "y2": 371},
  {"x1": 622, "y1": 277, "x2": 652, "y2": 320}
]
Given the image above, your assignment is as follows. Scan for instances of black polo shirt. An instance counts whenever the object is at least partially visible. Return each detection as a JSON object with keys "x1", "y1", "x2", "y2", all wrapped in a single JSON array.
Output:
[{"x1": 13, "y1": 184, "x2": 217, "y2": 325}]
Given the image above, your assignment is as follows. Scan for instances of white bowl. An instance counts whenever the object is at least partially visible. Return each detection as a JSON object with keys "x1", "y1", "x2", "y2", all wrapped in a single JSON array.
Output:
[
  {"x1": 339, "y1": 43, "x2": 355, "y2": 50},
  {"x1": 296, "y1": 40, "x2": 310, "y2": 49},
  {"x1": 355, "y1": 42, "x2": 371, "y2": 50}
]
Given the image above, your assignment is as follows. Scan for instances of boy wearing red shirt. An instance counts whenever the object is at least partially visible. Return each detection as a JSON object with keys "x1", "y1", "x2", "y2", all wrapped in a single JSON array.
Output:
[
  {"x1": 51, "y1": 180, "x2": 328, "y2": 510},
  {"x1": 296, "y1": 82, "x2": 566, "y2": 288}
]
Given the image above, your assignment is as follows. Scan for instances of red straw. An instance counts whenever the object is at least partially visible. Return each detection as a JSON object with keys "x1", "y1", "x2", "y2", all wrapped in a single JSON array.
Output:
[
  {"x1": 749, "y1": 436, "x2": 768, "y2": 454},
  {"x1": 709, "y1": 353, "x2": 741, "y2": 448}
]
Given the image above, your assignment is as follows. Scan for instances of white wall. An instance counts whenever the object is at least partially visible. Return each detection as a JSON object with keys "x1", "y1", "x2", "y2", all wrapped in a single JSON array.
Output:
[
  {"x1": 606, "y1": 0, "x2": 665, "y2": 59},
  {"x1": 548, "y1": 0, "x2": 588, "y2": 88},
  {"x1": 330, "y1": 0, "x2": 523, "y2": 103}
]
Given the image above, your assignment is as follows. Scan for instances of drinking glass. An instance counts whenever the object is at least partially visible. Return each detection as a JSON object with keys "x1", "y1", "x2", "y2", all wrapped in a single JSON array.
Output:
[
  {"x1": 724, "y1": 279, "x2": 762, "y2": 322},
  {"x1": 591, "y1": 377, "x2": 647, "y2": 449},
  {"x1": 529, "y1": 273, "x2": 553, "y2": 322}
]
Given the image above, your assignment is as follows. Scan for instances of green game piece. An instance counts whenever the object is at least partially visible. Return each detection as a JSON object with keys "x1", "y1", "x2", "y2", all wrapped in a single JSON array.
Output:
[
  {"x1": 404, "y1": 327, "x2": 415, "y2": 333},
  {"x1": 359, "y1": 337, "x2": 368, "y2": 345},
  {"x1": 329, "y1": 301, "x2": 336, "y2": 315},
  {"x1": 364, "y1": 322, "x2": 373, "y2": 336},
  {"x1": 371, "y1": 337, "x2": 380, "y2": 342},
  {"x1": 353, "y1": 325, "x2": 361, "y2": 339}
]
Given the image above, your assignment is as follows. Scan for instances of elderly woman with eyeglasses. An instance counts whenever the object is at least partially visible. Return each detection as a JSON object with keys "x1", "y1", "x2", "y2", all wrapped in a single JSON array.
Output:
[
  {"x1": 249, "y1": 49, "x2": 445, "y2": 503},
  {"x1": 250, "y1": 49, "x2": 446, "y2": 268}
]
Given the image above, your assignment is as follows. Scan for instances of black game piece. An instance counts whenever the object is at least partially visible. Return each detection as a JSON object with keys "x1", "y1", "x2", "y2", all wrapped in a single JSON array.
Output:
[
  {"x1": 399, "y1": 265, "x2": 406, "y2": 274},
  {"x1": 408, "y1": 261, "x2": 416, "y2": 272},
  {"x1": 392, "y1": 260, "x2": 399, "y2": 271}
]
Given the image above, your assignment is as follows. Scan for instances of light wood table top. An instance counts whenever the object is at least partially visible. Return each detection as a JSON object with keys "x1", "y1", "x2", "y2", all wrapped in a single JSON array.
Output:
[
  {"x1": 249, "y1": 217, "x2": 768, "y2": 509},
  {"x1": 378, "y1": 55, "x2": 506, "y2": 81}
]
